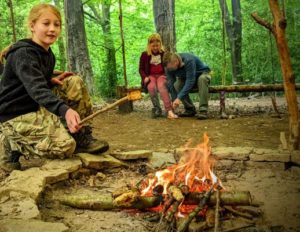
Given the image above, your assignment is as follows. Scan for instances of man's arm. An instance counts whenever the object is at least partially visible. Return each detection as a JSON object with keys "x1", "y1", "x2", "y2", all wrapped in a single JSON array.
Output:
[
  {"x1": 166, "y1": 71, "x2": 177, "y2": 101},
  {"x1": 177, "y1": 60, "x2": 196, "y2": 100}
]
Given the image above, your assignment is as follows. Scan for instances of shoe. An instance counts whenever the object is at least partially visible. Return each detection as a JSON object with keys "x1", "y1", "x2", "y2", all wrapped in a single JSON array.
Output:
[
  {"x1": 178, "y1": 110, "x2": 196, "y2": 117},
  {"x1": 75, "y1": 138, "x2": 109, "y2": 154},
  {"x1": 196, "y1": 111, "x2": 208, "y2": 120},
  {"x1": 167, "y1": 110, "x2": 179, "y2": 119},
  {"x1": 151, "y1": 107, "x2": 162, "y2": 118},
  {"x1": 73, "y1": 126, "x2": 109, "y2": 154}
]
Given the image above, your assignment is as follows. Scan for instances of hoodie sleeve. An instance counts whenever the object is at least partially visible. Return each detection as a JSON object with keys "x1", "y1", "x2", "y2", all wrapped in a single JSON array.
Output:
[
  {"x1": 177, "y1": 59, "x2": 197, "y2": 100},
  {"x1": 13, "y1": 47, "x2": 69, "y2": 118}
]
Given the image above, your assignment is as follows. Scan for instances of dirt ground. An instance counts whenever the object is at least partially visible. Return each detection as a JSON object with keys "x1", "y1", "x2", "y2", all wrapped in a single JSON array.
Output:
[{"x1": 2, "y1": 96, "x2": 300, "y2": 231}]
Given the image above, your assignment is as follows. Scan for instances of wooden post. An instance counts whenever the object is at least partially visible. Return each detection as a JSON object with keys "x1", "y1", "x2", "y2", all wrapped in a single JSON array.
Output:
[{"x1": 251, "y1": 0, "x2": 300, "y2": 149}]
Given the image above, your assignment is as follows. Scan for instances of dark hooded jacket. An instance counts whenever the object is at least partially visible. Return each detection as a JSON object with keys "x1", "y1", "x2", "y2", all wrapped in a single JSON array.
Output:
[{"x1": 0, "y1": 39, "x2": 69, "y2": 123}]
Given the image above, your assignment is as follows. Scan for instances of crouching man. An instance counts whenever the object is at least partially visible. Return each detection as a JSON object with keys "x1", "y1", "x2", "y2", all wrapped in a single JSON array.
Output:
[{"x1": 163, "y1": 52, "x2": 211, "y2": 119}]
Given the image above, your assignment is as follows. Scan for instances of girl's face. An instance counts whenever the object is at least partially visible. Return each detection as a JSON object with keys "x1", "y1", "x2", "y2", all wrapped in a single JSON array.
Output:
[
  {"x1": 30, "y1": 9, "x2": 61, "y2": 50},
  {"x1": 150, "y1": 41, "x2": 161, "y2": 54}
]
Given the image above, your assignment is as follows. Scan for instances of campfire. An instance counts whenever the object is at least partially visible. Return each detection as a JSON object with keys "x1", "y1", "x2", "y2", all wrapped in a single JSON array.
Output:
[
  {"x1": 112, "y1": 133, "x2": 259, "y2": 231},
  {"x1": 55, "y1": 133, "x2": 261, "y2": 231}
]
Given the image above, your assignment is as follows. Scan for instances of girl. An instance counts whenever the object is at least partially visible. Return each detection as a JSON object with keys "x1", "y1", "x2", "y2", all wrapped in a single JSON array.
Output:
[
  {"x1": 139, "y1": 33, "x2": 178, "y2": 119},
  {"x1": 0, "y1": 4, "x2": 107, "y2": 173}
]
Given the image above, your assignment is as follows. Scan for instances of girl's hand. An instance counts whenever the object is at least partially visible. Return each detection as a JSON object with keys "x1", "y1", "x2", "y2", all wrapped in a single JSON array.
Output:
[
  {"x1": 144, "y1": 77, "x2": 150, "y2": 84},
  {"x1": 65, "y1": 108, "x2": 82, "y2": 133},
  {"x1": 51, "y1": 71, "x2": 74, "y2": 85}
]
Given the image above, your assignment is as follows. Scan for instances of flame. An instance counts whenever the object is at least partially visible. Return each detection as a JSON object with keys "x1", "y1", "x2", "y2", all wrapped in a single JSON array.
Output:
[{"x1": 140, "y1": 133, "x2": 218, "y2": 196}]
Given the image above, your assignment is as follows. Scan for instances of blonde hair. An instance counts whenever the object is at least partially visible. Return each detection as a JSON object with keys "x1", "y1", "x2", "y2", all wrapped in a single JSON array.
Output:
[
  {"x1": 146, "y1": 33, "x2": 165, "y2": 55},
  {"x1": 0, "y1": 4, "x2": 62, "y2": 64},
  {"x1": 0, "y1": 44, "x2": 13, "y2": 65},
  {"x1": 27, "y1": 3, "x2": 62, "y2": 36}
]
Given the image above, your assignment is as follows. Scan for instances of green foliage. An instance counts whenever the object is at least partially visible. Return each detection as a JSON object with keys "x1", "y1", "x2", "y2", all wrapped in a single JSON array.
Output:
[{"x1": 1, "y1": 0, "x2": 299, "y2": 98}]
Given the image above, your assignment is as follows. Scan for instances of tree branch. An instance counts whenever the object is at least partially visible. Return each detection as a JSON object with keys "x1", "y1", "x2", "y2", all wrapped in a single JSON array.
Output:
[{"x1": 251, "y1": 12, "x2": 273, "y2": 33}]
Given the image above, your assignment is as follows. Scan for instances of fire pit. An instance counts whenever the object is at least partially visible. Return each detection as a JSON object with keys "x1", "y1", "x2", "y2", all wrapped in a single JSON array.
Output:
[{"x1": 47, "y1": 134, "x2": 262, "y2": 232}]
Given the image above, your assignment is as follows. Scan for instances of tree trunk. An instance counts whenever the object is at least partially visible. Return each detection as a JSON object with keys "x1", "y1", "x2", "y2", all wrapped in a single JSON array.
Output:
[
  {"x1": 251, "y1": 0, "x2": 300, "y2": 149},
  {"x1": 153, "y1": 0, "x2": 176, "y2": 52},
  {"x1": 6, "y1": 0, "x2": 16, "y2": 42},
  {"x1": 88, "y1": 2, "x2": 117, "y2": 97},
  {"x1": 219, "y1": 0, "x2": 243, "y2": 84},
  {"x1": 64, "y1": 0, "x2": 94, "y2": 94},
  {"x1": 53, "y1": 0, "x2": 67, "y2": 71}
]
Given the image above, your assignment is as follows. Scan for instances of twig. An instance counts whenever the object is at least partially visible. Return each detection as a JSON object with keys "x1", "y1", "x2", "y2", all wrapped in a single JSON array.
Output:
[
  {"x1": 214, "y1": 189, "x2": 220, "y2": 232},
  {"x1": 271, "y1": 95, "x2": 281, "y2": 118},
  {"x1": 224, "y1": 206, "x2": 253, "y2": 220}
]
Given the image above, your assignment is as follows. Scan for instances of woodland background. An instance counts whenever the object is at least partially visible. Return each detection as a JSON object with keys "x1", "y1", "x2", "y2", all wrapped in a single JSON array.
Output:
[{"x1": 0, "y1": 0, "x2": 299, "y2": 98}]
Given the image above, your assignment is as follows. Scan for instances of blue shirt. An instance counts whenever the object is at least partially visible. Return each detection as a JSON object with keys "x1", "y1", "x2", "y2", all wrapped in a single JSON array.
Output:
[{"x1": 166, "y1": 53, "x2": 210, "y2": 100}]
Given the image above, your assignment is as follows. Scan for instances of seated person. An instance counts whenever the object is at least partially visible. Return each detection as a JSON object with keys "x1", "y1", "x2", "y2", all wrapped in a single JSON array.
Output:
[{"x1": 139, "y1": 33, "x2": 177, "y2": 119}]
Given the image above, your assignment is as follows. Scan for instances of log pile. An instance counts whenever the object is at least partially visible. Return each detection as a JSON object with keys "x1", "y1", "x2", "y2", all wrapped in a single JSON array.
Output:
[{"x1": 55, "y1": 184, "x2": 261, "y2": 231}]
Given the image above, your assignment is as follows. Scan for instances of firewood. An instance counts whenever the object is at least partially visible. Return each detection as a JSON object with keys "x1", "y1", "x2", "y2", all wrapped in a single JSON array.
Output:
[
  {"x1": 234, "y1": 206, "x2": 262, "y2": 217},
  {"x1": 205, "y1": 208, "x2": 215, "y2": 227},
  {"x1": 177, "y1": 186, "x2": 214, "y2": 232},
  {"x1": 56, "y1": 189, "x2": 253, "y2": 211},
  {"x1": 214, "y1": 189, "x2": 220, "y2": 232},
  {"x1": 169, "y1": 185, "x2": 184, "y2": 201},
  {"x1": 188, "y1": 221, "x2": 208, "y2": 232},
  {"x1": 224, "y1": 206, "x2": 253, "y2": 220},
  {"x1": 186, "y1": 191, "x2": 252, "y2": 206},
  {"x1": 165, "y1": 200, "x2": 181, "y2": 222}
]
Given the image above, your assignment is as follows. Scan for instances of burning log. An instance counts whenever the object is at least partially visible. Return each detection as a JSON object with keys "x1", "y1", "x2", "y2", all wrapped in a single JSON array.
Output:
[{"x1": 214, "y1": 189, "x2": 220, "y2": 232}]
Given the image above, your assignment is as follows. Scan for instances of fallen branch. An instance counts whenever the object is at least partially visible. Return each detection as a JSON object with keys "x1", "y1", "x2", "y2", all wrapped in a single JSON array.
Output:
[{"x1": 224, "y1": 206, "x2": 253, "y2": 220}]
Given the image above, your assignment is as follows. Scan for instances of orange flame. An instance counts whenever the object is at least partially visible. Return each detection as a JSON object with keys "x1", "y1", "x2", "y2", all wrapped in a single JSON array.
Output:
[{"x1": 140, "y1": 133, "x2": 217, "y2": 196}]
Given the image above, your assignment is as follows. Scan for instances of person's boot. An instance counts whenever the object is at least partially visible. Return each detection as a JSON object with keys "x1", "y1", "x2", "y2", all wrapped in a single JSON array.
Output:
[
  {"x1": 150, "y1": 95, "x2": 162, "y2": 118},
  {"x1": 196, "y1": 111, "x2": 208, "y2": 120},
  {"x1": 73, "y1": 126, "x2": 109, "y2": 154},
  {"x1": 178, "y1": 107, "x2": 196, "y2": 117},
  {"x1": 0, "y1": 151, "x2": 22, "y2": 173}
]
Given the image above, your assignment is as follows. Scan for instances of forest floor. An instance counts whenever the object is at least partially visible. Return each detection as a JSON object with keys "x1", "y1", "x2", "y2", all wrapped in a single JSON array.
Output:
[{"x1": 1, "y1": 96, "x2": 300, "y2": 232}]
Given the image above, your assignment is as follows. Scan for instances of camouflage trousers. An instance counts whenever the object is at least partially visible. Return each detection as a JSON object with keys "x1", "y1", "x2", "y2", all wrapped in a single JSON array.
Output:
[{"x1": 0, "y1": 75, "x2": 92, "y2": 162}]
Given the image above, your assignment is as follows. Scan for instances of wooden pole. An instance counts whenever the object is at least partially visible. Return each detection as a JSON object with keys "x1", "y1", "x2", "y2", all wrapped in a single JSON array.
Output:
[
  {"x1": 251, "y1": 0, "x2": 300, "y2": 149},
  {"x1": 118, "y1": 0, "x2": 128, "y2": 88}
]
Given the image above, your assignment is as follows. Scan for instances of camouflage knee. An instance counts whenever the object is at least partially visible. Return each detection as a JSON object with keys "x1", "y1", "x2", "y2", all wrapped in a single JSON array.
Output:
[{"x1": 53, "y1": 75, "x2": 93, "y2": 119}]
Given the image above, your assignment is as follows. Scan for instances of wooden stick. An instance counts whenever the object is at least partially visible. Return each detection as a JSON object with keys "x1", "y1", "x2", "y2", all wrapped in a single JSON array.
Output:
[
  {"x1": 79, "y1": 96, "x2": 129, "y2": 125},
  {"x1": 177, "y1": 186, "x2": 214, "y2": 232},
  {"x1": 214, "y1": 189, "x2": 220, "y2": 232},
  {"x1": 224, "y1": 206, "x2": 253, "y2": 220}
]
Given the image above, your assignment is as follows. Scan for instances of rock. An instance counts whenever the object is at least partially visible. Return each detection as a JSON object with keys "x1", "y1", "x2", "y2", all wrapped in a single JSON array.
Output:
[
  {"x1": 41, "y1": 158, "x2": 82, "y2": 173},
  {"x1": 110, "y1": 150, "x2": 153, "y2": 160},
  {"x1": 77, "y1": 153, "x2": 128, "y2": 170},
  {"x1": 70, "y1": 168, "x2": 92, "y2": 179},
  {"x1": 214, "y1": 160, "x2": 235, "y2": 170},
  {"x1": 149, "y1": 152, "x2": 176, "y2": 169},
  {"x1": 250, "y1": 149, "x2": 290, "y2": 162},
  {"x1": 174, "y1": 147, "x2": 189, "y2": 161},
  {"x1": 0, "y1": 192, "x2": 40, "y2": 220},
  {"x1": 291, "y1": 150, "x2": 300, "y2": 165},
  {"x1": 212, "y1": 147, "x2": 253, "y2": 161},
  {"x1": 291, "y1": 166, "x2": 300, "y2": 177},
  {"x1": 0, "y1": 219, "x2": 68, "y2": 232},
  {"x1": 244, "y1": 161, "x2": 285, "y2": 170},
  {"x1": 0, "y1": 159, "x2": 82, "y2": 200},
  {"x1": 0, "y1": 168, "x2": 46, "y2": 201}
]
